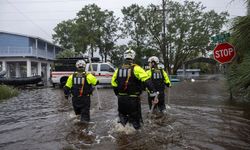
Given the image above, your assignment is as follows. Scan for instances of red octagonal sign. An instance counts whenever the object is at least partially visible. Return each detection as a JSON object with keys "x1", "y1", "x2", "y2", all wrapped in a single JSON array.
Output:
[{"x1": 213, "y1": 42, "x2": 236, "y2": 64}]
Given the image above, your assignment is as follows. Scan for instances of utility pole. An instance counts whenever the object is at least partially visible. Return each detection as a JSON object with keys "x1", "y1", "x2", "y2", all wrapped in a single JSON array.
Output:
[
  {"x1": 162, "y1": 0, "x2": 166, "y2": 50},
  {"x1": 161, "y1": 0, "x2": 168, "y2": 74}
]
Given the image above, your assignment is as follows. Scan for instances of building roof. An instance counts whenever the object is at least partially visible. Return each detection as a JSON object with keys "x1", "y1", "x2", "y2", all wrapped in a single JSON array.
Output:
[{"x1": 0, "y1": 30, "x2": 61, "y2": 48}]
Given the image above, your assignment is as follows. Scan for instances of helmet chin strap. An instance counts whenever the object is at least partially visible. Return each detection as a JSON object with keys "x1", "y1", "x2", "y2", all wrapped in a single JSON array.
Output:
[
  {"x1": 125, "y1": 59, "x2": 133, "y2": 64},
  {"x1": 77, "y1": 67, "x2": 85, "y2": 72},
  {"x1": 151, "y1": 62, "x2": 157, "y2": 68}
]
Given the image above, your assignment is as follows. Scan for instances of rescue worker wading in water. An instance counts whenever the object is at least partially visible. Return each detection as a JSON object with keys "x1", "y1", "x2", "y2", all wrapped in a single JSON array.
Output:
[
  {"x1": 64, "y1": 60, "x2": 99, "y2": 123},
  {"x1": 111, "y1": 49, "x2": 158, "y2": 130},
  {"x1": 146, "y1": 56, "x2": 171, "y2": 114}
]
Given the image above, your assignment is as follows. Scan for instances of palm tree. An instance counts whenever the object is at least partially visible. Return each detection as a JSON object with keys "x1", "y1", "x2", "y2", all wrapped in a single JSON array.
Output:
[
  {"x1": 247, "y1": 0, "x2": 250, "y2": 15},
  {"x1": 227, "y1": 0, "x2": 250, "y2": 100}
]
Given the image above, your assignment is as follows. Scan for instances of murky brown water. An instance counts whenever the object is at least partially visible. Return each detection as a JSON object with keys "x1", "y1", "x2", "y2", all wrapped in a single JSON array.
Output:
[{"x1": 0, "y1": 80, "x2": 250, "y2": 150}]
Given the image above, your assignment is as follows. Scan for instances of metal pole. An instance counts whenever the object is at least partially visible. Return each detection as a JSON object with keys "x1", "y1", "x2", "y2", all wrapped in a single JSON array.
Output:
[
  {"x1": 162, "y1": 0, "x2": 167, "y2": 71},
  {"x1": 166, "y1": 86, "x2": 171, "y2": 110},
  {"x1": 162, "y1": 0, "x2": 166, "y2": 52},
  {"x1": 166, "y1": 75, "x2": 171, "y2": 109},
  {"x1": 162, "y1": 0, "x2": 171, "y2": 111}
]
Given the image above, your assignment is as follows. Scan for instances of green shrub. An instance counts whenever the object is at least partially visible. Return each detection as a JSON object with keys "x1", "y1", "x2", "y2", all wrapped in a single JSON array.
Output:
[{"x1": 0, "y1": 85, "x2": 19, "y2": 100}]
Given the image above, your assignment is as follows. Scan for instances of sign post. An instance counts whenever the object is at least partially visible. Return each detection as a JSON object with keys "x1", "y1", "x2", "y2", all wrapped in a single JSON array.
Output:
[
  {"x1": 213, "y1": 42, "x2": 236, "y2": 64},
  {"x1": 213, "y1": 42, "x2": 236, "y2": 101}
]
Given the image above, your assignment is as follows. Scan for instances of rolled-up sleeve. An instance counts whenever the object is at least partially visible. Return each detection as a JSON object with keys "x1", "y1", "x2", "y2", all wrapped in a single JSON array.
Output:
[
  {"x1": 163, "y1": 70, "x2": 171, "y2": 86},
  {"x1": 65, "y1": 75, "x2": 73, "y2": 88},
  {"x1": 133, "y1": 66, "x2": 150, "y2": 82},
  {"x1": 87, "y1": 73, "x2": 98, "y2": 86},
  {"x1": 111, "y1": 69, "x2": 118, "y2": 87}
]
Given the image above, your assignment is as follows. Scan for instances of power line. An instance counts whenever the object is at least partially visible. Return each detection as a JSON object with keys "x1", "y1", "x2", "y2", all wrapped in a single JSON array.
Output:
[
  {"x1": 4, "y1": 0, "x2": 97, "y2": 3},
  {"x1": 0, "y1": 10, "x2": 81, "y2": 14},
  {"x1": 6, "y1": 0, "x2": 52, "y2": 38},
  {"x1": 0, "y1": 19, "x2": 64, "y2": 22}
]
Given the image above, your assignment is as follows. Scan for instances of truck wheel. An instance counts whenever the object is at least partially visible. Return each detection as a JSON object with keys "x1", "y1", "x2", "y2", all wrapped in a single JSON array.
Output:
[{"x1": 60, "y1": 77, "x2": 68, "y2": 88}]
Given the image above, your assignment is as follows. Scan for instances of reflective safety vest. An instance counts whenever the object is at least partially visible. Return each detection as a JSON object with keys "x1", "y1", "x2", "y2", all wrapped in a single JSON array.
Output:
[
  {"x1": 71, "y1": 72, "x2": 93, "y2": 97},
  {"x1": 150, "y1": 68, "x2": 165, "y2": 91},
  {"x1": 116, "y1": 64, "x2": 142, "y2": 95}
]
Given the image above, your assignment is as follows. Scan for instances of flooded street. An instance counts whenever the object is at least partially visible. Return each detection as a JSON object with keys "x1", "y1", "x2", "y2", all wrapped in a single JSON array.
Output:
[{"x1": 0, "y1": 80, "x2": 250, "y2": 150}]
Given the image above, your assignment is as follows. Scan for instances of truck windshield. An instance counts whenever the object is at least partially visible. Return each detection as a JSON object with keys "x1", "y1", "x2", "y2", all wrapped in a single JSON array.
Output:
[
  {"x1": 100, "y1": 64, "x2": 114, "y2": 72},
  {"x1": 52, "y1": 59, "x2": 77, "y2": 71},
  {"x1": 87, "y1": 64, "x2": 97, "y2": 71}
]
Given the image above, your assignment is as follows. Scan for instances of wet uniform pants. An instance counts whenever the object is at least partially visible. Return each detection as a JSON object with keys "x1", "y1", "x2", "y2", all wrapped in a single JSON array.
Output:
[
  {"x1": 118, "y1": 95, "x2": 141, "y2": 129},
  {"x1": 148, "y1": 91, "x2": 166, "y2": 111},
  {"x1": 72, "y1": 96, "x2": 90, "y2": 122}
]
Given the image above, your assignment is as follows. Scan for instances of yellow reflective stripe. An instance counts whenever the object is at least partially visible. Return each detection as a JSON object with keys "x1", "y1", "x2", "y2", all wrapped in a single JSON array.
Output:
[
  {"x1": 74, "y1": 77, "x2": 77, "y2": 84},
  {"x1": 119, "y1": 69, "x2": 122, "y2": 77},
  {"x1": 123, "y1": 69, "x2": 126, "y2": 77},
  {"x1": 128, "y1": 95, "x2": 139, "y2": 97},
  {"x1": 118, "y1": 93, "x2": 139, "y2": 97},
  {"x1": 118, "y1": 93, "x2": 127, "y2": 95},
  {"x1": 78, "y1": 77, "x2": 81, "y2": 84}
]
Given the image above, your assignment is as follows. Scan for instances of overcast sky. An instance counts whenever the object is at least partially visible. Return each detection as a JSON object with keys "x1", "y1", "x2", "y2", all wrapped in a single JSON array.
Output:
[{"x1": 0, "y1": 0, "x2": 247, "y2": 42}]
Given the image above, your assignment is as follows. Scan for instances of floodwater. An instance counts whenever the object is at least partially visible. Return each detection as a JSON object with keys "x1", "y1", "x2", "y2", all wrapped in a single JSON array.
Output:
[{"x1": 0, "y1": 80, "x2": 250, "y2": 150}]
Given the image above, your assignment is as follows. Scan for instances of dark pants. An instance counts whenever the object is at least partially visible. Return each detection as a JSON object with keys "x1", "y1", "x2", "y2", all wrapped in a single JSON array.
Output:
[
  {"x1": 118, "y1": 96, "x2": 142, "y2": 129},
  {"x1": 148, "y1": 91, "x2": 166, "y2": 112},
  {"x1": 72, "y1": 96, "x2": 90, "y2": 122}
]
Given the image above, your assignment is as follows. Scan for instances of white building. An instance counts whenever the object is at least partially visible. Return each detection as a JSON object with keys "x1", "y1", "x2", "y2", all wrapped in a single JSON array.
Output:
[
  {"x1": 177, "y1": 69, "x2": 201, "y2": 78},
  {"x1": 0, "y1": 31, "x2": 63, "y2": 81}
]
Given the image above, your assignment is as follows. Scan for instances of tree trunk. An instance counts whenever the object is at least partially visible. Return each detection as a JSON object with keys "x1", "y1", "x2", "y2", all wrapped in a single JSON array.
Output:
[
  {"x1": 104, "y1": 50, "x2": 107, "y2": 62},
  {"x1": 91, "y1": 44, "x2": 94, "y2": 57}
]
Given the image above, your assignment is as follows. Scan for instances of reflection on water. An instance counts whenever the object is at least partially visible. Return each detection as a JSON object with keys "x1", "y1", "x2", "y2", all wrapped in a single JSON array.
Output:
[{"x1": 0, "y1": 81, "x2": 250, "y2": 150}]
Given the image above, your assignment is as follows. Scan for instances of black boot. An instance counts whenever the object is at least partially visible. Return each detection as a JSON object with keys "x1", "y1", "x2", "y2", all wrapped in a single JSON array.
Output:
[
  {"x1": 118, "y1": 114, "x2": 128, "y2": 127},
  {"x1": 132, "y1": 121, "x2": 141, "y2": 130},
  {"x1": 80, "y1": 112, "x2": 90, "y2": 123}
]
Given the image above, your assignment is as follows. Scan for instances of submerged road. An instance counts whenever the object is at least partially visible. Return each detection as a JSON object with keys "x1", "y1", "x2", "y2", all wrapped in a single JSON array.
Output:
[{"x1": 0, "y1": 80, "x2": 250, "y2": 150}]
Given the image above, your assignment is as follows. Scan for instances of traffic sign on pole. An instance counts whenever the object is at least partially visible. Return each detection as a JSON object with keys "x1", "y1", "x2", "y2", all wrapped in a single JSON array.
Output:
[{"x1": 213, "y1": 42, "x2": 236, "y2": 64}]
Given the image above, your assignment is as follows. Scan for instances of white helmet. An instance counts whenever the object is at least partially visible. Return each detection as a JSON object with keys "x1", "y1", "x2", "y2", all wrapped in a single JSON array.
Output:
[
  {"x1": 124, "y1": 49, "x2": 136, "y2": 60},
  {"x1": 148, "y1": 56, "x2": 159, "y2": 64},
  {"x1": 76, "y1": 60, "x2": 86, "y2": 68}
]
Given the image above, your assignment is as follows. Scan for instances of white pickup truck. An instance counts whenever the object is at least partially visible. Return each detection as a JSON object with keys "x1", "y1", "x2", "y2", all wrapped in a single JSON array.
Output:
[{"x1": 50, "y1": 58, "x2": 115, "y2": 87}]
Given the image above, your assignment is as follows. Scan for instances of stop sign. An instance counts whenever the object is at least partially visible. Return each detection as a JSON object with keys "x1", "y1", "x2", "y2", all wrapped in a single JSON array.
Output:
[{"x1": 213, "y1": 42, "x2": 236, "y2": 64}]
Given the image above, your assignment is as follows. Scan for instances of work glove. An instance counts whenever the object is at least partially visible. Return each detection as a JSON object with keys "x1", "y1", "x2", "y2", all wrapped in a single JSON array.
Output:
[
  {"x1": 95, "y1": 80, "x2": 99, "y2": 86},
  {"x1": 64, "y1": 95, "x2": 69, "y2": 100},
  {"x1": 165, "y1": 83, "x2": 170, "y2": 87},
  {"x1": 152, "y1": 97, "x2": 159, "y2": 104},
  {"x1": 64, "y1": 86, "x2": 70, "y2": 96},
  {"x1": 113, "y1": 87, "x2": 119, "y2": 96},
  {"x1": 145, "y1": 79, "x2": 156, "y2": 93},
  {"x1": 151, "y1": 91, "x2": 159, "y2": 104}
]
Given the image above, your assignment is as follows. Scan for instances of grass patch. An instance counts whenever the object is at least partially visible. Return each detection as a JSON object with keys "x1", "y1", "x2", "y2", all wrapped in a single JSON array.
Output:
[{"x1": 0, "y1": 84, "x2": 19, "y2": 101}]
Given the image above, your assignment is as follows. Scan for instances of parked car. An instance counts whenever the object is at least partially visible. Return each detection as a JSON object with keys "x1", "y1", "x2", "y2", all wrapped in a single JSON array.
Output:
[{"x1": 50, "y1": 57, "x2": 115, "y2": 87}]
